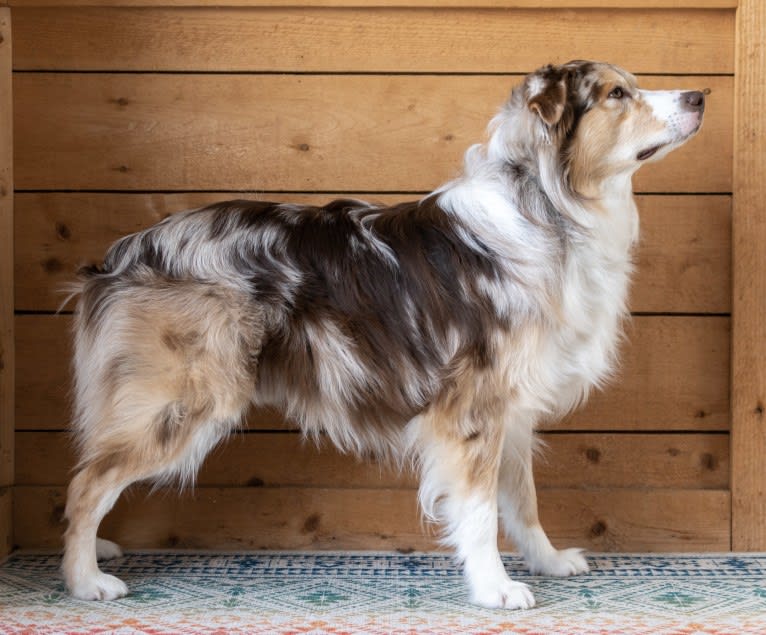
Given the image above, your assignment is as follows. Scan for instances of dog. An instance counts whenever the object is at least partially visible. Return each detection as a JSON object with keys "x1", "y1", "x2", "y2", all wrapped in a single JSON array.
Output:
[{"x1": 61, "y1": 60, "x2": 704, "y2": 608}]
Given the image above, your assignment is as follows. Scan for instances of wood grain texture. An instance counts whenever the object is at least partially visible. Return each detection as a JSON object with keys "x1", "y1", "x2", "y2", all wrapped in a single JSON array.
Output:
[
  {"x1": 0, "y1": 6, "x2": 13, "y2": 559},
  {"x1": 731, "y1": 0, "x2": 766, "y2": 550},
  {"x1": 575, "y1": 316, "x2": 730, "y2": 431},
  {"x1": 14, "y1": 431, "x2": 730, "y2": 489},
  {"x1": 0, "y1": 487, "x2": 10, "y2": 556},
  {"x1": 13, "y1": 74, "x2": 732, "y2": 193},
  {"x1": 13, "y1": 485, "x2": 731, "y2": 552},
  {"x1": 15, "y1": 315, "x2": 730, "y2": 431},
  {"x1": 14, "y1": 193, "x2": 731, "y2": 314},
  {"x1": 7, "y1": 0, "x2": 739, "y2": 557},
  {"x1": 633, "y1": 195, "x2": 731, "y2": 313},
  {"x1": 6, "y1": 1, "x2": 741, "y2": 8},
  {"x1": 11, "y1": 7, "x2": 734, "y2": 73}
]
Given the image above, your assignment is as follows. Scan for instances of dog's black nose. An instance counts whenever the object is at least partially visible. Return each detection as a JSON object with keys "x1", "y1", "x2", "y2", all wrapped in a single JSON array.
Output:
[{"x1": 682, "y1": 90, "x2": 705, "y2": 111}]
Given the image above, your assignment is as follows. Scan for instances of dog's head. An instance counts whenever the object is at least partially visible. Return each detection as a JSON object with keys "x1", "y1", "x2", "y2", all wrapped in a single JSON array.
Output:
[{"x1": 517, "y1": 60, "x2": 704, "y2": 195}]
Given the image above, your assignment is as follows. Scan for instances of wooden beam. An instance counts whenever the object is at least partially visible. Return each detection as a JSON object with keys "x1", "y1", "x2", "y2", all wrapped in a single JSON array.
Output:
[
  {"x1": 14, "y1": 485, "x2": 731, "y2": 552},
  {"x1": 15, "y1": 431, "x2": 731, "y2": 490},
  {"x1": 732, "y1": 0, "x2": 766, "y2": 550},
  {"x1": 12, "y1": 7, "x2": 734, "y2": 74},
  {"x1": 13, "y1": 74, "x2": 732, "y2": 192},
  {"x1": 5, "y1": 1, "x2": 741, "y2": 10},
  {"x1": 0, "y1": 6, "x2": 13, "y2": 558}
]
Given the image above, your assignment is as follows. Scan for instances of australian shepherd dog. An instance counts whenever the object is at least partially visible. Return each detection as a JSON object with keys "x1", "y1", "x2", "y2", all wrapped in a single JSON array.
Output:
[{"x1": 62, "y1": 60, "x2": 704, "y2": 608}]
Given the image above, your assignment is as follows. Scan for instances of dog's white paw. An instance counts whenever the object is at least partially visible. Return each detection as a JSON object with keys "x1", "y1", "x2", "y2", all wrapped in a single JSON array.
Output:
[
  {"x1": 69, "y1": 571, "x2": 129, "y2": 601},
  {"x1": 529, "y1": 547, "x2": 589, "y2": 577},
  {"x1": 471, "y1": 578, "x2": 536, "y2": 610},
  {"x1": 96, "y1": 538, "x2": 123, "y2": 561}
]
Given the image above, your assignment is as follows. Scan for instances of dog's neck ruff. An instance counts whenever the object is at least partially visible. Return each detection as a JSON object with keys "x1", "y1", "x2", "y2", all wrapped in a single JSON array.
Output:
[{"x1": 435, "y1": 134, "x2": 640, "y2": 270}]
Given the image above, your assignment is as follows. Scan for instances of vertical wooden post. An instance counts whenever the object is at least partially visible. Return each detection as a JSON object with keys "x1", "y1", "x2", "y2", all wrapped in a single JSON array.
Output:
[
  {"x1": 0, "y1": 6, "x2": 13, "y2": 558},
  {"x1": 732, "y1": 0, "x2": 766, "y2": 550}
]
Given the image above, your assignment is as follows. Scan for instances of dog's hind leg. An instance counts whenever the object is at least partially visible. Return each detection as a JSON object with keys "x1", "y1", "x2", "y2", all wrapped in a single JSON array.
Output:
[
  {"x1": 498, "y1": 418, "x2": 589, "y2": 577},
  {"x1": 414, "y1": 404, "x2": 535, "y2": 610},
  {"x1": 63, "y1": 459, "x2": 144, "y2": 600},
  {"x1": 96, "y1": 537, "x2": 123, "y2": 560},
  {"x1": 63, "y1": 280, "x2": 262, "y2": 600}
]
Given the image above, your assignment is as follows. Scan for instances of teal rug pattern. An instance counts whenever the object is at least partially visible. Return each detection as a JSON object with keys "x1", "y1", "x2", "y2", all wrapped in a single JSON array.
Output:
[{"x1": 2, "y1": 552, "x2": 766, "y2": 634}]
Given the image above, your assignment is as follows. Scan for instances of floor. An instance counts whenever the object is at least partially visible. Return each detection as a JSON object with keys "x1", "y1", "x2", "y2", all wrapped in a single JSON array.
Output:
[{"x1": 2, "y1": 551, "x2": 766, "y2": 634}]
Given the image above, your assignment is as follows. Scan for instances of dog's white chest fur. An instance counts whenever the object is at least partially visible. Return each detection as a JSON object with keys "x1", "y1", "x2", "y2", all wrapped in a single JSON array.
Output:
[
  {"x1": 441, "y1": 177, "x2": 639, "y2": 422},
  {"x1": 536, "y1": 196, "x2": 639, "y2": 419}
]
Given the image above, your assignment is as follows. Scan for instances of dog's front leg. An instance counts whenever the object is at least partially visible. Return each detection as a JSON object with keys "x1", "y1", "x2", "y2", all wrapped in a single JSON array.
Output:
[
  {"x1": 415, "y1": 412, "x2": 535, "y2": 610},
  {"x1": 498, "y1": 421, "x2": 589, "y2": 577},
  {"x1": 449, "y1": 493, "x2": 536, "y2": 609}
]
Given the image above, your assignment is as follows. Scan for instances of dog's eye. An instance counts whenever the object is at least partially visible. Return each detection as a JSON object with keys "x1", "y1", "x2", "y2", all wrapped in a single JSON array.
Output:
[{"x1": 608, "y1": 86, "x2": 626, "y2": 100}]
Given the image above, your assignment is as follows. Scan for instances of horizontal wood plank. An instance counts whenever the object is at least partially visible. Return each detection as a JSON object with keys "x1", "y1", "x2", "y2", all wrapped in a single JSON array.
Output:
[
  {"x1": 15, "y1": 430, "x2": 730, "y2": 489},
  {"x1": 13, "y1": 74, "x2": 732, "y2": 192},
  {"x1": 11, "y1": 7, "x2": 734, "y2": 73},
  {"x1": 573, "y1": 316, "x2": 729, "y2": 430},
  {"x1": 633, "y1": 195, "x2": 731, "y2": 313},
  {"x1": 14, "y1": 194, "x2": 731, "y2": 314},
  {"x1": 13, "y1": 485, "x2": 731, "y2": 551},
  {"x1": 7, "y1": 1, "x2": 740, "y2": 9},
  {"x1": 15, "y1": 315, "x2": 730, "y2": 431}
]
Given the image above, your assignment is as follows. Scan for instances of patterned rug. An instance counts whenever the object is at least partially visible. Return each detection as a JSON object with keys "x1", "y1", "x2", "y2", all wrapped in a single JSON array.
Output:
[{"x1": 2, "y1": 551, "x2": 766, "y2": 634}]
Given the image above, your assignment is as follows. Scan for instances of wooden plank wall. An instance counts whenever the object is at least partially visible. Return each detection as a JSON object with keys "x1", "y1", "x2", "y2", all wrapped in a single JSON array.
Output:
[
  {"x1": 10, "y1": 2, "x2": 735, "y2": 552},
  {"x1": 0, "y1": 6, "x2": 12, "y2": 559},
  {"x1": 732, "y1": 0, "x2": 766, "y2": 550}
]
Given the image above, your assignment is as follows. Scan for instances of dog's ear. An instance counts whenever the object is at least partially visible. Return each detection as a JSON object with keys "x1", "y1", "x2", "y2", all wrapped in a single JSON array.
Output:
[{"x1": 527, "y1": 76, "x2": 567, "y2": 127}]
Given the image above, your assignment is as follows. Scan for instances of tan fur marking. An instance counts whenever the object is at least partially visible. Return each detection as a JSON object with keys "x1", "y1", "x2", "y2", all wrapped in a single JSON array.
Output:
[
  {"x1": 81, "y1": 453, "x2": 122, "y2": 480},
  {"x1": 568, "y1": 91, "x2": 665, "y2": 197},
  {"x1": 156, "y1": 401, "x2": 186, "y2": 445},
  {"x1": 161, "y1": 330, "x2": 200, "y2": 353},
  {"x1": 422, "y1": 350, "x2": 510, "y2": 495}
]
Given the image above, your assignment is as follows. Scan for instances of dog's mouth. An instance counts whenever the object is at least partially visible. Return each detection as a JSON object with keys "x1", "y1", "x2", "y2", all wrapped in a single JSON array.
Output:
[
  {"x1": 637, "y1": 118, "x2": 703, "y2": 162},
  {"x1": 636, "y1": 144, "x2": 664, "y2": 161}
]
